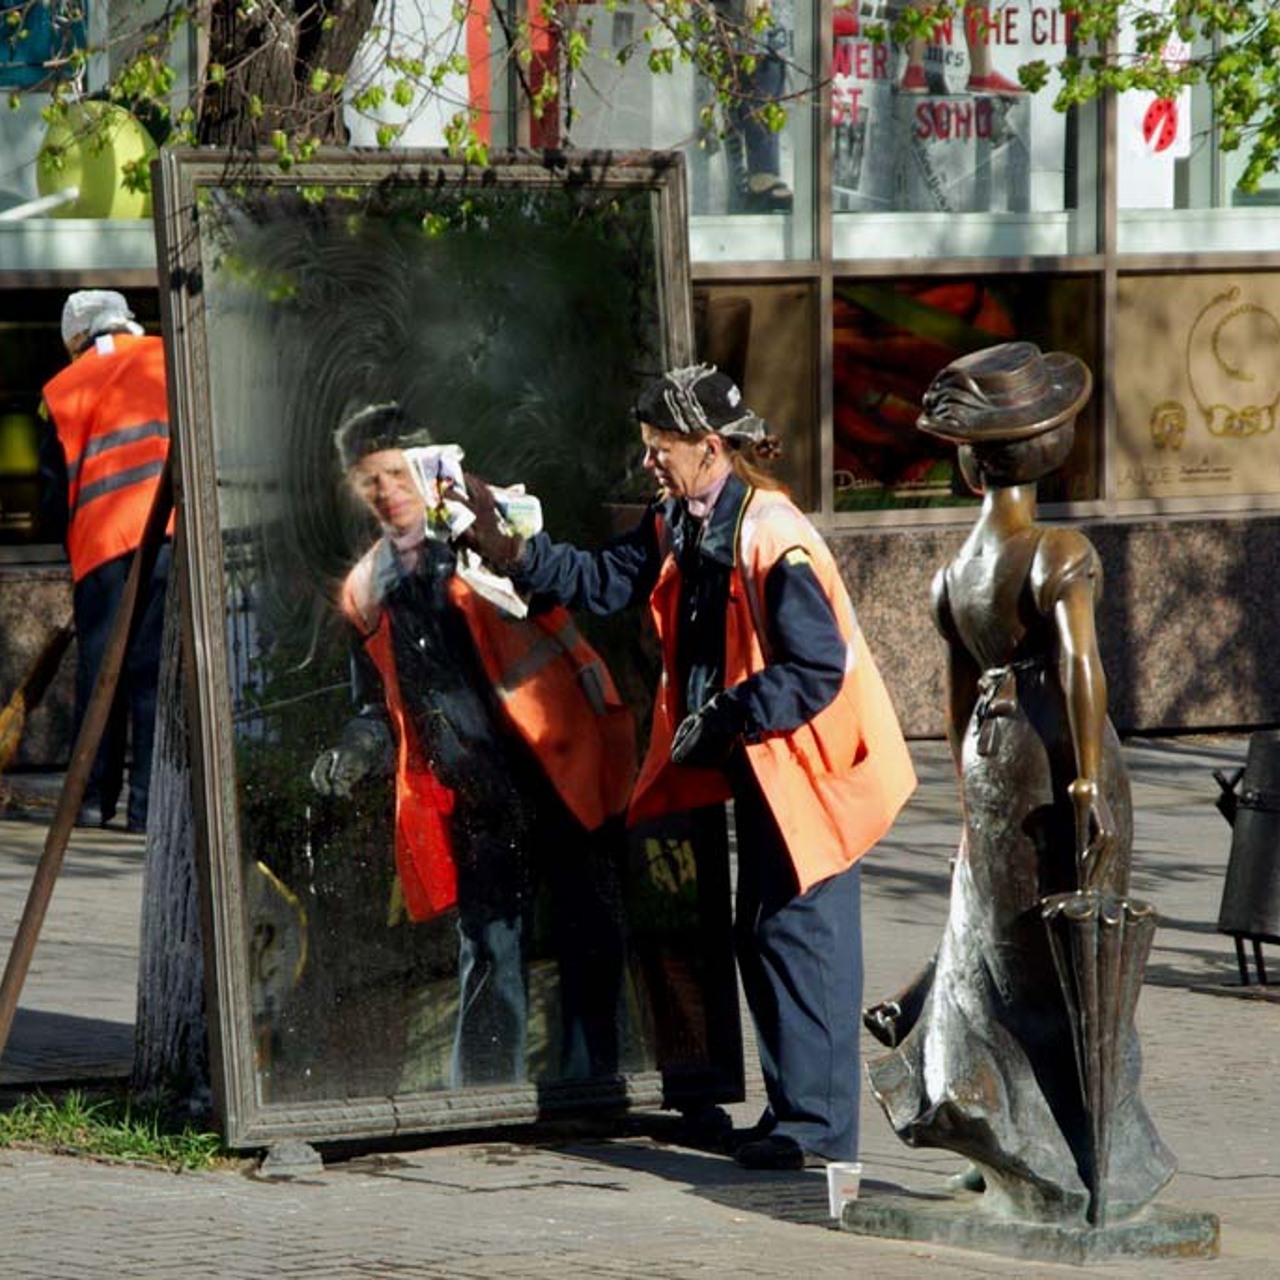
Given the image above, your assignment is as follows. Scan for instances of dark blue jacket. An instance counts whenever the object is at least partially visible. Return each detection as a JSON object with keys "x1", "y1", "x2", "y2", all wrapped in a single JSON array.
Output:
[{"x1": 516, "y1": 474, "x2": 846, "y2": 735}]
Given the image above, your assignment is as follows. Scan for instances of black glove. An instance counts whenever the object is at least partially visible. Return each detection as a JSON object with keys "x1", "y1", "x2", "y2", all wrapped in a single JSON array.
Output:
[
  {"x1": 454, "y1": 473, "x2": 525, "y2": 574},
  {"x1": 670, "y1": 695, "x2": 748, "y2": 769},
  {"x1": 311, "y1": 717, "x2": 394, "y2": 799}
]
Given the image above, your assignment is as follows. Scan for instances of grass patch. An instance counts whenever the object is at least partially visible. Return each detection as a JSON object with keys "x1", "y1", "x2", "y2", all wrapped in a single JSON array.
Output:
[{"x1": 0, "y1": 1089, "x2": 230, "y2": 1171}]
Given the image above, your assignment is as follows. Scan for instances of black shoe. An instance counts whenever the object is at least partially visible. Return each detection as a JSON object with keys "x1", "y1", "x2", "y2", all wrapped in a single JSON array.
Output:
[
  {"x1": 733, "y1": 1134, "x2": 824, "y2": 1171},
  {"x1": 727, "y1": 1117, "x2": 776, "y2": 1155},
  {"x1": 676, "y1": 1104, "x2": 733, "y2": 1149},
  {"x1": 75, "y1": 802, "x2": 114, "y2": 828}
]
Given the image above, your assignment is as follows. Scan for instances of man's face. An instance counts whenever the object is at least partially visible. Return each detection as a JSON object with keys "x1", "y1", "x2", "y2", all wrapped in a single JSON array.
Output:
[
  {"x1": 640, "y1": 423, "x2": 714, "y2": 500},
  {"x1": 349, "y1": 449, "x2": 426, "y2": 533}
]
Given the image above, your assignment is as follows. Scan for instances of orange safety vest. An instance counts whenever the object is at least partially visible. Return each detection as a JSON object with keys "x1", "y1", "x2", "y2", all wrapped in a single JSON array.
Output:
[
  {"x1": 342, "y1": 545, "x2": 637, "y2": 921},
  {"x1": 42, "y1": 333, "x2": 173, "y2": 582},
  {"x1": 628, "y1": 488, "x2": 917, "y2": 894}
]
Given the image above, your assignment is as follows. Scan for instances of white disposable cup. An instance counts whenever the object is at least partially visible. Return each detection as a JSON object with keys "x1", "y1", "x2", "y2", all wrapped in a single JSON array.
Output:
[{"x1": 826, "y1": 1161, "x2": 863, "y2": 1218}]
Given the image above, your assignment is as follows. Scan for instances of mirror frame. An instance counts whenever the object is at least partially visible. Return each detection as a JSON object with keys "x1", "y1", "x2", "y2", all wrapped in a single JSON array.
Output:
[{"x1": 151, "y1": 147, "x2": 752, "y2": 1149}]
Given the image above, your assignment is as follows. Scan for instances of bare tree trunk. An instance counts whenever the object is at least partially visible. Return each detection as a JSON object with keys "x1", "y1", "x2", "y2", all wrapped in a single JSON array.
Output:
[
  {"x1": 198, "y1": 0, "x2": 377, "y2": 147},
  {"x1": 131, "y1": 572, "x2": 209, "y2": 1109}
]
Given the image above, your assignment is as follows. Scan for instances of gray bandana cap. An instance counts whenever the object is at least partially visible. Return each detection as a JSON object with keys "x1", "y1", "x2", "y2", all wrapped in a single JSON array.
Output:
[
  {"x1": 62, "y1": 289, "x2": 144, "y2": 350},
  {"x1": 635, "y1": 364, "x2": 768, "y2": 443},
  {"x1": 334, "y1": 402, "x2": 434, "y2": 470}
]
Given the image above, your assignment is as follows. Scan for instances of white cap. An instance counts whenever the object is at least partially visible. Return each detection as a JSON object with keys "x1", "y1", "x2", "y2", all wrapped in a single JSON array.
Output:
[{"x1": 61, "y1": 290, "x2": 144, "y2": 352}]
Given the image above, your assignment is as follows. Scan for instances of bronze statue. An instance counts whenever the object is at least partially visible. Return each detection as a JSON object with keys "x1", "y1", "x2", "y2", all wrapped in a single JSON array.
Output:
[{"x1": 864, "y1": 342, "x2": 1175, "y2": 1227}]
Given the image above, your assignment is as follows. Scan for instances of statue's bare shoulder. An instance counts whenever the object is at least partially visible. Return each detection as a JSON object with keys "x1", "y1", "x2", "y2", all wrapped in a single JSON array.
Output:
[{"x1": 1029, "y1": 526, "x2": 1102, "y2": 616}]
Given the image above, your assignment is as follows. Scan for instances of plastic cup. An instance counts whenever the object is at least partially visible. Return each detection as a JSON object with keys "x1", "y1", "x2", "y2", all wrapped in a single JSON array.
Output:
[{"x1": 826, "y1": 1161, "x2": 862, "y2": 1218}]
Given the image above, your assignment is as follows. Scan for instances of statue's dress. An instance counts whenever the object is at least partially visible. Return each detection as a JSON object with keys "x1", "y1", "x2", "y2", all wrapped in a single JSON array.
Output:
[{"x1": 866, "y1": 525, "x2": 1175, "y2": 1224}]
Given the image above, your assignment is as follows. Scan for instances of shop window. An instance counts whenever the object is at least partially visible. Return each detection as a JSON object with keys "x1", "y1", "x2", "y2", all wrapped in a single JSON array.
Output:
[
  {"x1": 832, "y1": 0, "x2": 1096, "y2": 259},
  {"x1": 1117, "y1": 59, "x2": 1280, "y2": 254},
  {"x1": 560, "y1": 0, "x2": 818, "y2": 262},
  {"x1": 832, "y1": 272, "x2": 1100, "y2": 511},
  {"x1": 1114, "y1": 270, "x2": 1280, "y2": 504},
  {"x1": 0, "y1": 0, "x2": 180, "y2": 264},
  {"x1": 0, "y1": 0, "x2": 85, "y2": 91}
]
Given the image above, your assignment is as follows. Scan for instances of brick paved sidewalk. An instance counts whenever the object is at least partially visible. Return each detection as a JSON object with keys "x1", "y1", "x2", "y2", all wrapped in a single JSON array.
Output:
[{"x1": 0, "y1": 737, "x2": 1275, "y2": 1278}]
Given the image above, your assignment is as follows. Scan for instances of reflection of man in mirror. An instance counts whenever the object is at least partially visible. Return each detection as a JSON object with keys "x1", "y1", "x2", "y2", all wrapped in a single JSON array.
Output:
[
  {"x1": 311, "y1": 403, "x2": 636, "y2": 1088},
  {"x1": 40, "y1": 289, "x2": 172, "y2": 833}
]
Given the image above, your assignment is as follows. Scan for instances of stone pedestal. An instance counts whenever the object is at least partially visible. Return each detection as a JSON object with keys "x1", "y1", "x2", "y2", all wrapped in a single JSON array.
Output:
[{"x1": 841, "y1": 1192, "x2": 1220, "y2": 1265}]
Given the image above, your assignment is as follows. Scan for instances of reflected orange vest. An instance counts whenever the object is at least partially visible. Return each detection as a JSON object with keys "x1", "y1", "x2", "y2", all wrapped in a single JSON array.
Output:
[
  {"x1": 42, "y1": 333, "x2": 173, "y2": 582},
  {"x1": 628, "y1": 488, "x2": 917, "y2": 893},
  {"x1": 342, "y1": 551, "x2": 636, "y2": 921}
]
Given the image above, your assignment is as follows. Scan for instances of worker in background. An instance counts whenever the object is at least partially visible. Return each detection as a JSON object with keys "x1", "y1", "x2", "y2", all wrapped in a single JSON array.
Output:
[{"x1": 40, "y1": 290, "x2": 172, "y2": 834}]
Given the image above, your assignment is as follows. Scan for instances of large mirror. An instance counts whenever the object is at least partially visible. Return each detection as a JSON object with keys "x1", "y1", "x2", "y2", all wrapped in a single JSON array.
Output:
[{"x1": 153, "y1": 150, "x2": 743, "y2": 1148}]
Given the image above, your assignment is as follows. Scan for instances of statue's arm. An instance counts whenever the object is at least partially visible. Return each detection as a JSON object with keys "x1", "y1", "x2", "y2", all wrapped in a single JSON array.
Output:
[{"x1": 1034, "y1": 530, "x2": 1116, "y2": 886}]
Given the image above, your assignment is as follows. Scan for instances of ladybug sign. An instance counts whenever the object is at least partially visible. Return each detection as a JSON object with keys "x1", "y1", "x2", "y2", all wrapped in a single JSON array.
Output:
[{"x1": 1142, "y1": 97, "x2": 1179, "y2": 154}]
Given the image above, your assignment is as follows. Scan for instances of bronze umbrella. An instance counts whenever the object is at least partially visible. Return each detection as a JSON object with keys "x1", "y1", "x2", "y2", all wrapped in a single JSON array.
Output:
[{"x1": 1042, "y1": 887, "x2": 1158, "y2": 1226}]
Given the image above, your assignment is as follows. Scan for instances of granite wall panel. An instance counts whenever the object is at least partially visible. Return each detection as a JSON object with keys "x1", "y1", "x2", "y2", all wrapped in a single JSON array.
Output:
[
  {"x1": 831, "y1": 515, "x2": 1280, "y2": 738},
  {"x1": 2, "y1": 513, "x2": 1277, "y2": 768}
]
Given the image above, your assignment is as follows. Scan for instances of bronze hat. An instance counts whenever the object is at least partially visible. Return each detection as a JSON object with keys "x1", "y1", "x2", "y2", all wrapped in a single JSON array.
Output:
[{"x1": 916, "y1": 341, "x2": 1092, "y2": 443}]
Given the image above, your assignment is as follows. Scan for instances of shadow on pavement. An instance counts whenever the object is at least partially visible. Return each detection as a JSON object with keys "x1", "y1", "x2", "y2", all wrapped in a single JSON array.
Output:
[{"x1": 0, "y1": 1006, "x2": 133, "y2": 1086}]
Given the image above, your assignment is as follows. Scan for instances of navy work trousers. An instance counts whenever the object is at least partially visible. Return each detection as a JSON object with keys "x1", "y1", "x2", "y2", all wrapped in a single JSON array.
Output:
[
  {"x1": 731, "y1": 766, "x2": 864, "y2": 1161},
  {"x1": 72, "y1": 542, "x2": 170, "y2": 830}
]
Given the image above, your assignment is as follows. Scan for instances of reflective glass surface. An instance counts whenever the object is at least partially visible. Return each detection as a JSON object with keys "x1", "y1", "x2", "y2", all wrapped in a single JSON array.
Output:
[{"x1": 158, "y1": 157, "x2": 743, "y2": 1140}]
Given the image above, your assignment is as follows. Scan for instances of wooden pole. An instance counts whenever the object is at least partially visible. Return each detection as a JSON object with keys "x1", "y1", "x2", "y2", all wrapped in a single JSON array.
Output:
[{"x1": 0, "y1": 457, "x2": 175, "y2": 1063}]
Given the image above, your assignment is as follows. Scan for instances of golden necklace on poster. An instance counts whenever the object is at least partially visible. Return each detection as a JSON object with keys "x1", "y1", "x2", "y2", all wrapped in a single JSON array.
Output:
[{"x1": 1116, "y1": 275, "x2": 1280, "y2": 499}]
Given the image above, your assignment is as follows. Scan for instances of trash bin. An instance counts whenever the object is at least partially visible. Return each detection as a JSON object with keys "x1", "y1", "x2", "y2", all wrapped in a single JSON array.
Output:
[{"x1": 1214, "y1": 730, "x2": 1280, "y2": 985}]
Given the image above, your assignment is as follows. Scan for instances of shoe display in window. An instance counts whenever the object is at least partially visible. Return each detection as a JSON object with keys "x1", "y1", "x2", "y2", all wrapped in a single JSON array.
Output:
[
  {"x1": 967, "y1": 70, "x2": 1025, "y2": 95},
  {"x1": 899, "y1": 63, "x2": 929, "y2": 94}
]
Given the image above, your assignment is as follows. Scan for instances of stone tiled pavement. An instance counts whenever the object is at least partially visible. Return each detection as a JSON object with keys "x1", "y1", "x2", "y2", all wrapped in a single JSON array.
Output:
[{"x1": 0, "y1": 737, "x2": 1277, "y2": 1278}]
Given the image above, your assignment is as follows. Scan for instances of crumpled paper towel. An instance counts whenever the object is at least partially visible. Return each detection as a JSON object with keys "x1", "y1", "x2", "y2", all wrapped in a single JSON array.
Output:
[{"x1": 402, "y1": 446, "x2": 541, "y2": 619}]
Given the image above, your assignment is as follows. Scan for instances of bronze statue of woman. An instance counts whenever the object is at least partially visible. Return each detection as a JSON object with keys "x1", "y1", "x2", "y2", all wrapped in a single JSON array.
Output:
[{"x1": 864, "y1": 342, "x2": 1175, "y2": 1226}]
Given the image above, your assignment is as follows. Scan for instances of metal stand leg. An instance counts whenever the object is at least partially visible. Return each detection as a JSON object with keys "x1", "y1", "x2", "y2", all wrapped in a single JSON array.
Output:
[
  {"x1": 1253, "y1": 940, "x2": 1268, "y2": 987},
  {"x1": 1236, "y1": 936, "x2": 1250, "y2": 985}
]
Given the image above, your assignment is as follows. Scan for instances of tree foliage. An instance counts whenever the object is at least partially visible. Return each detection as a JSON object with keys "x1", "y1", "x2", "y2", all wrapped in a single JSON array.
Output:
[
  {"x1": 5, "y1": 0, "x2": 796, "y2": 180},
  {"x1": 869, "y1": 0, "x2": 1280, "y2": 192},
  {"x1": 1028, "y1": 0, "x2": 1280, "y2": 191}
]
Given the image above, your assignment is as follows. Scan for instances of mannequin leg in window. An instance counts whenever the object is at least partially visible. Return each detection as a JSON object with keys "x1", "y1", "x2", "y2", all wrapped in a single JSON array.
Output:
[
  {"x1": 719, "y1": 0, "x2": 793, "y2": 213},
  {"x1": 897, "y1": 1, "x2": 1025, "y2": 96}
]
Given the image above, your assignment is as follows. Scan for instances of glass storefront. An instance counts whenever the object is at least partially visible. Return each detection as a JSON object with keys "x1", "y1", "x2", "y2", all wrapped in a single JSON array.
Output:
[
  {"x1": 1114, "y1": 24, "x2": 1280, "y2": 255},
  {"x1": 832, "y1": 0, "x2": 1096, "y2": 259},
  {"x1": 832, "y1": 272, "x2": 1100, "y2": 510},
  {"x1": 559, "y1": 0, "x2": 818, "y2": 261},
  {"x1": 6, "y1": 0, "x2": 1280, "y2": 539}
]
